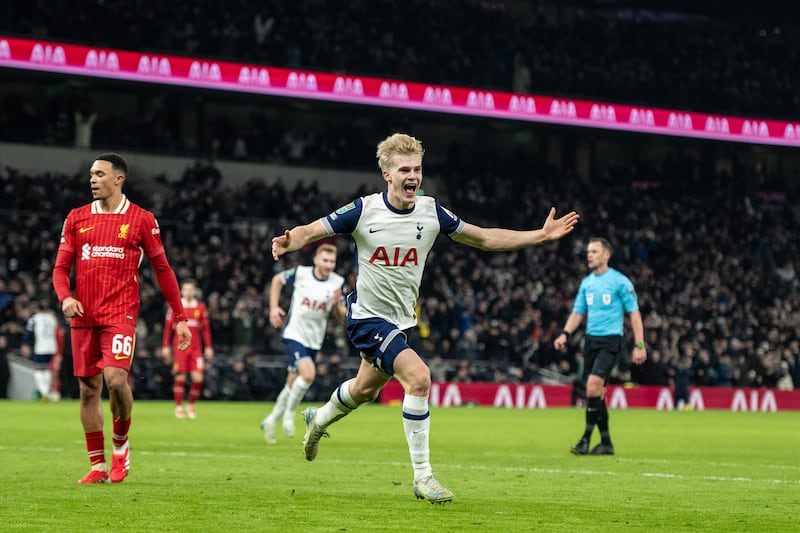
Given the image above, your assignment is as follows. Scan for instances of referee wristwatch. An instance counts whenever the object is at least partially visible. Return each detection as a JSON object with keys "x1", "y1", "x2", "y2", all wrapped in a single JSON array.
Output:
[{"x1": 635, "y1": 342, "x2": 645, "y2": 349}]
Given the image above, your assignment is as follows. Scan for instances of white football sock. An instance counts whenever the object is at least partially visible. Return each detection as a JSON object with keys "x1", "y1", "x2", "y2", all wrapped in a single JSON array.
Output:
[
  {"x1": 266, "y1": 385, "x2": 291, "y2": 423},
  {"x1": 34, "y1": 370, "x2": 52, "y2": 398},
  {"x1": 402, "y1": 394, "x2": 432, "y2": 481},
  {"x1": 284, "y1": 377, "x2": 311, "y2": 421},
  {"x1": 315, "y1": 378, "x2": 358, "y2": 427}
]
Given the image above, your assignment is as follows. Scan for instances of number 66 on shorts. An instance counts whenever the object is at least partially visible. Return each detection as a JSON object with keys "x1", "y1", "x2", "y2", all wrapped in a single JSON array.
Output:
[{"x1": 71, "y1": 324, "x2": 137, "y2": 375}]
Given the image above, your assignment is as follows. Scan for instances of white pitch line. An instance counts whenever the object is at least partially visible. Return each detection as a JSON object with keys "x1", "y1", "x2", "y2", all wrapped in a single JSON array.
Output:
[
  {"x1": 2, "y1": 445, "x2": 798, "y2": 485},
  {"x1": 614, "y1": 456, "x2": 800, "y2": 472}
]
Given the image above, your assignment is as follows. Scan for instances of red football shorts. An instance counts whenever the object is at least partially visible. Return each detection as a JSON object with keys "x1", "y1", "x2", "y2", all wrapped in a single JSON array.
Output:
[
  {"x1": 71, "y1": 324, "x2": 137, "y2": 377},
  {"x1": 172, "y1": 349, "x2": 205, "y2": 374}
]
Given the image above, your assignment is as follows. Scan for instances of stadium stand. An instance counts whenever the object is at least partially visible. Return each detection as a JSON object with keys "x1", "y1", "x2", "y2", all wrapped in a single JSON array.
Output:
[
  {"x1": 3, "y1": 0, "x2": 799, "y2": 118},
  {"x1": 1, "y1": 0, "x2": 799, "y2": 400}
]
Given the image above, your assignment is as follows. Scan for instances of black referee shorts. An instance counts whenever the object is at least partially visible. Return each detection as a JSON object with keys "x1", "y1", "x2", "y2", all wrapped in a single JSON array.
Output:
[{"x1": 582, "y1": 335, "x2": 623, "y2": 383}]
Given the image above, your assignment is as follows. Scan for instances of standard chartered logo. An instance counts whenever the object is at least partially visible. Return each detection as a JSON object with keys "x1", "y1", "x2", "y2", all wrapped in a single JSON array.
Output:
[{"x1": 81, "y1": 243, "x2": 125, "y2": 260}]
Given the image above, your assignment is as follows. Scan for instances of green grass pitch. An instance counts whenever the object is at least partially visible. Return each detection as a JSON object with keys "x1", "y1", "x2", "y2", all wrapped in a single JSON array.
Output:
[{"x1": 1, "y1": 400, "x2": 797, "y2": 532}]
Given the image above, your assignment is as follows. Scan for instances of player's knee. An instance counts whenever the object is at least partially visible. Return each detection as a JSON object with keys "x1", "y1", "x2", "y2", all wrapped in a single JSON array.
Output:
[
  {"x1": 585, "y1": 378, "x2": 604, "y2": 397},
  {"x1": 78, "y1": 379, "x2": 102, "y2": 401},
  {"x1": 298, "y1": 367, "x2": 316, "y2": 384},
  {"x1": 404, "y1": 366, "x2": 431, "y2": 397},
  {"x1": 103, "y1": 370, "x2": 128, "y2": 391}
]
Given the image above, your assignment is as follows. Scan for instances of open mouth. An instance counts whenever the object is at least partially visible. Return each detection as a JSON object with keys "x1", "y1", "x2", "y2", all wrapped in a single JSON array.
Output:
[{"x1": 404, "y1": 183, "x2": 417, "y2": 195}]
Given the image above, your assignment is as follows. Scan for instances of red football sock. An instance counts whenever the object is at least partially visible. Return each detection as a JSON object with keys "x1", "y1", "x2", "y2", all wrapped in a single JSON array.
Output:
[
  {"x1": 173, "y1": 377, "x2": 186, "y2": 406},
  {"x1": 112, "y1": 417, "x2": 131, "y2": 448},
  {"x1": 85, "y1": 431, "x2": 105, "y2": 465},
  {"x1": 189, "y1": 382, "x2": 202, "y2": 405}
]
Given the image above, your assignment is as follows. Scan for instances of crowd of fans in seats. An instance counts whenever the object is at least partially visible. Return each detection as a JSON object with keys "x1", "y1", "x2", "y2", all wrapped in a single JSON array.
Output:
[
  {"x1": 2, "y1": 146, "x2": 799, "y2": 401},
  {"x1": 3, "y1": 0, "x2": 800, "y2": 400},
  {"x1": 5, "y1": 0, "x2": 798, "y2": 118}
]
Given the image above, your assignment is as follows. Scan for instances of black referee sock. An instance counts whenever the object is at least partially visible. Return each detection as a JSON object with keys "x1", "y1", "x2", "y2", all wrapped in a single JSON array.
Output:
[
  {"x1": 583, "y1": 396, "x2": 603, "y2": 441},
  {"x1": 597, "y1": 400, "x2": 612, "y2": 445}
]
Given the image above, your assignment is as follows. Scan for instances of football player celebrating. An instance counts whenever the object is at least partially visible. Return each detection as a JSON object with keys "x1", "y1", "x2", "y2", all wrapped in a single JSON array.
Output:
[{"x1": 271, "y1": 133, "x2": 580, "y2": 503}]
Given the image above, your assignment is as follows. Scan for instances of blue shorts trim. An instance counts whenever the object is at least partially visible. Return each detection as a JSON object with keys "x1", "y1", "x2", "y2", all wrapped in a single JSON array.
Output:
[
  {"x1": 345, "y1": 316, "x2": 410, "y2": 377},
  {"x1": 31, "y1": 353, "x2": 55, "y2": 365},
  {"x1": 282, "y1": 338, "x2": 316, "y2": 373}
]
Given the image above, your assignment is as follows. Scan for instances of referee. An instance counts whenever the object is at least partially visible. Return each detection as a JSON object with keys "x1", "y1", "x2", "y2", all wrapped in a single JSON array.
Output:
[{"x1": 554, "y1": 237, "x2": 646, "y2": 455}]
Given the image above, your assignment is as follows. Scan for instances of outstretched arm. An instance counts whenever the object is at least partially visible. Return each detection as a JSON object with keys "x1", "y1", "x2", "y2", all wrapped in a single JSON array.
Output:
[
  {"x1": 451, "y1": 207, "x2": 579, "y2": 251},
  {"x1": 271, "y1": 219, "x2": 329, "y2": 260},
  {"x1": 268, "y1": 272, "x2": 286, "y2": 328}
]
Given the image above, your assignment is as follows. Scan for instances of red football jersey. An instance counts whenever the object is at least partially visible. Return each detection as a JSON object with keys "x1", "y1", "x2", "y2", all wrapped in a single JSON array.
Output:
[
  {"x1": 164, "y1": 300, "x2": 212, "y2": 355},
  {"x1": 54, "y1": 196, "x2": 167, "y2": 327}
]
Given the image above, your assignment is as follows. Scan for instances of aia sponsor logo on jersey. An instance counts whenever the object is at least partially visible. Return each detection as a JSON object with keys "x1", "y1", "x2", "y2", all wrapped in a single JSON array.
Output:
[
  {"x1": 368, "y1": 247, "x2": 418, "y2": 266},
  {"x1": 300, "y1": 297, "x2": 330, "y2": 311}
]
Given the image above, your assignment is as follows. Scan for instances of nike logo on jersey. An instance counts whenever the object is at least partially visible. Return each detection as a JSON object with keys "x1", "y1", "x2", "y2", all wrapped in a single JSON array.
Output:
[
  {"x1": 368, "y1": 228, "x2": 384, "y2": 233},
  {"x1": 114, "y1": 354, "x2": 131, "y2": 360},
  {"x1": 79, "y1": 226, "x2": 94, "y2": 233}
]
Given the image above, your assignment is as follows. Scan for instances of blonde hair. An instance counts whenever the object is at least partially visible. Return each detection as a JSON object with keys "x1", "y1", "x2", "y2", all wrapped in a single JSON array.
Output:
[
  {"x1": 315, "y1": 243, "x2": 337, "y2": 256},
  {"x1": 376, "y1": 133, "x2": 425, "y2": 172}
]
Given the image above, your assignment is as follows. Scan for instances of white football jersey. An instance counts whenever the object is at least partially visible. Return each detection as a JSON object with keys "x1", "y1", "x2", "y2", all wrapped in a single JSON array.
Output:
[
  {"x1": 322, "y1": 192, "x2": 464, "y2": 329},
  {"x1": 281, "y1": 265, "x2": 345, "y2": 350},
  {"x1": 25, "y1": 311, "x2": 59, "y2": 355}
]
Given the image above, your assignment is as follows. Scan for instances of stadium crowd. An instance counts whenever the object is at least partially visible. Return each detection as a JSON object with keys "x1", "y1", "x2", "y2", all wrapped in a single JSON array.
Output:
[
  {"x1": 4, "y1": 0, "x2": 797, "y2": 118},
  {"x1": 1, "y1": 143, "x2": 799, "y2": 400},
  {"x1": 2, "y1": 0, "x2": 799, "y2": 163},
  {"x1": 2, "y1": 0, "x2": 799, "y2": 401}
]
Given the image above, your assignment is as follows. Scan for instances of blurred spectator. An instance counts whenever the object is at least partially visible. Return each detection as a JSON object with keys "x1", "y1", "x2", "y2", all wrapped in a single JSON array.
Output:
[
  {"x1": 633, "y1": 349, "x2": 670, "y2": 386},
  {"x1": 672, "y1": 356, "x2": 693, "y2": 409},
  {"x1": 1, "y1": 136, "x2": 799, "y2": 394},
  {"x1": 0, "y1": 334, "x2": 9, "y2": 398},
  {"x1": 74, "y1": 108, "x2": 97, "y2": 149},
  {"x1": 429, "y1": 355, "x2": 448, "y2": 383}
]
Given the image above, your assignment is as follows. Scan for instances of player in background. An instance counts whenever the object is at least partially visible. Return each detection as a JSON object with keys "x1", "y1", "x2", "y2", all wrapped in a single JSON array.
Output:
[
  {"x1": 21, "y1": 301, "x2": 61, "y2": 401},
  {"x1": 260, "y1": 243, "x2": 346, "y2": 444},
  {"x1": 50, "y1": 319, "x2": 66, "y2": 401},
  {"x1": 554, "y1": 237, "x2": 646, "y2": 456},
  {"x1": 163, "y1": 279, "x2": 214, "y2": 419},
  {"x1": 271, "y1": 133, "x2": 580, "y2": 503},
  {"x1": 53, "y1": 153, "x2": 191, "y2": 484}
]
